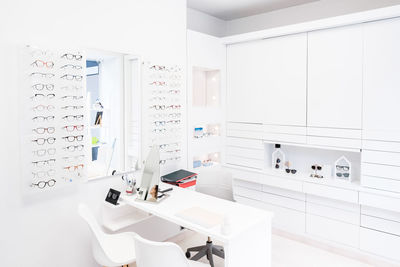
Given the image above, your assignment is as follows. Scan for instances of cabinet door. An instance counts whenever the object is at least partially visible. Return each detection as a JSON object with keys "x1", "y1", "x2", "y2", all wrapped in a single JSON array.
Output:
[
  {"x1": 363, "y1": 18, "x2": 400, "y2": 142},
  {"x1": 307, "y1": 25, "x2": 363, "y2": 129},
  {"x1": 227, "y1": 40, "x2": 268, "y2": 123},
  {"x1": 263, "y1": 33, "x2": 307, "y2": 126}
]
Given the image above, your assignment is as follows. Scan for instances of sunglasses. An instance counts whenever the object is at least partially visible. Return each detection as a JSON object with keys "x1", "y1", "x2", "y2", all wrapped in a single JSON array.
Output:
[
  {"x1": 285, "y1": 169, "x2": 297, "y2": 174},
  {"x1": 336, "y1": 173, "x2": 350, "y2": 178},
  {"x1": 311, "y1": 165, "x2": 322, "y2": 171}
]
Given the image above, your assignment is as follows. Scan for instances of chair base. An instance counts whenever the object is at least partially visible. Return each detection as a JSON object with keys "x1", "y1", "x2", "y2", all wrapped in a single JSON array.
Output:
[{"x1": 186, "y1": 240, "x2": 224, "y2": 267}]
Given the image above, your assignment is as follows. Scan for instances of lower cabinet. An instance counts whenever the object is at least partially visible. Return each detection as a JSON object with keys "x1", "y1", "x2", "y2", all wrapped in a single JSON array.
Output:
[{"x1": 360, "y1": 228, "x2": 400, "y2": 262}]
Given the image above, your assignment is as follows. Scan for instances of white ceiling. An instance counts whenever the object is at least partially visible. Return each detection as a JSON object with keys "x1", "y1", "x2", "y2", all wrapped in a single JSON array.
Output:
[{"x1": 187, "y1": 0, "x2": 320, "y2": 20}]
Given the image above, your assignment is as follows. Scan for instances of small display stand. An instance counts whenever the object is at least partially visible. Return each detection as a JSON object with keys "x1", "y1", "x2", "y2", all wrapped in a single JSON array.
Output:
[
  {"x1": 334, "y1": 156, "x2": 352, "y2": 182},
  {"x1": 272, "y1": 144, "x2": 286, "y2": 171}
]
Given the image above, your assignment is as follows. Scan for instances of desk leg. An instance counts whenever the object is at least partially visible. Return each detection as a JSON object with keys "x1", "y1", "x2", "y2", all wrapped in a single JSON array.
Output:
[{"x1": 224, "y1": 219, "x2": 271, "y2": 267}]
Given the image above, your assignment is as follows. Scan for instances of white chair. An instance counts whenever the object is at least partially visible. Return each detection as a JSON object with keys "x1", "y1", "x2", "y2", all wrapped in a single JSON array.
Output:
[
  {"x1": 134, "y1": 234, "x2": 208, "y2": 267},
  {"x1": 78, "y1": 203, "x2": 136, "y2": 267},
  {"x1": 186, "y1": 167, "x2": 234, "y2": 267}
]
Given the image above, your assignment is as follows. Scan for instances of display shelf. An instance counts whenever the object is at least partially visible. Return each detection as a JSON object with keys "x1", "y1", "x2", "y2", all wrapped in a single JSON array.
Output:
[{"x1": 263, "y1": 140, "x2": 361, "y2": 153}]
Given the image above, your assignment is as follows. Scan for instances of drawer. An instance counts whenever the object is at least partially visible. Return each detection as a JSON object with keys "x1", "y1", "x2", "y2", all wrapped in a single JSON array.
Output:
[
  {"x1": 230, "y1": 168, "x2": 264, "y2": 185},
  {"x1": 261, "y1": 191, "x2": 305, "y2": 212},
  {"x1": 263, "y1": 132, "x2": 307, "y2": 144},
  {"x1": 263, "y1": 124, "x2": 307, "y2": 135},
  {"x1": 360, "y1": 227, "x2": 400, "y2": 261},
  {"x1": 362, "y1": 150, "x2": 400, "y2": 166},
  {"x1": 363, "y1": 129, "x2": 400, "y2": 143},
  {"x1": 359, "y1": 192, "x2": 400, "y2": 213},
  {"x1": 361, "y1": 206, "x2": 400, "y2": 223},
  {"x1": 362, "y1": 175, "x2": 400, "y2": 193},
  {"x1": 306, "y1": 195, "x2": 360, "y2": 213},
  {"x1": 233, "y1": 186, "x2": 263, "y2": 201},
  {"x1": 361, "y1": 215, "x2": 400, "y2": 236},
  {"x1": 226, "y1": 155, "x2": 264, "y2": 169},
  {"x1": 233, "y1": 179, "x2": 262, "y2": 191},
  {"x1": 303, "y1": 182, "x2": 359, "y2": 203},
  {"x1": 362, "y1": 140, "x2": 400, "y2": 153},
  {"x1": 235, "y1": 196, "x2": 305, "y2": 235},
  {"x1": 226, "y1": 137, "x2": 264, "y2": 150},
  {"x1": 307, "y1": 136, "x2": 361, "y2": 149},
  {"x1": 362, "y1": 163, "x2": 400, "y2": 180},
  {"x1": 262, "y1": 185, "x2": 305, "y2": 201},
  {"x1": 226, "y1": 129, "x2": 263, "y2": 140},
  {"x1": 306, "y1": 214, "x2": 359, "y2": 247},
  {"x1": 227, "y1": 122, "x2": 262, "y2": 132},
  {"x1": 307, "y1": 127, "x2": 362, "y2": 139},
  {"x1": 262, "y1": 174, "x2": 303, "y2": 193},
  {"x1": 226, "y1": 146, "x2": 264, "y2": 160},
  {"x1": 306, "y1": 202, "x2": 360, "y2": 225}
]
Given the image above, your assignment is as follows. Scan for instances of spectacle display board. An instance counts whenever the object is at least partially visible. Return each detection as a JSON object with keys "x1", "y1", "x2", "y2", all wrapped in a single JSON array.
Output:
[{"x1": 20, "y1": 46, "x2": 88, "y2": 193}]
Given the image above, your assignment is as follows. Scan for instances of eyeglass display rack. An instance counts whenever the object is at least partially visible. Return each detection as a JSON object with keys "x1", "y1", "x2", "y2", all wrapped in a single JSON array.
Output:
[
  {"x1": 141, "y1": 62, "x2": 184, "y2": 171},
  {"x1": 20, "y1": 46, "x2": 88, "y2": 194}
]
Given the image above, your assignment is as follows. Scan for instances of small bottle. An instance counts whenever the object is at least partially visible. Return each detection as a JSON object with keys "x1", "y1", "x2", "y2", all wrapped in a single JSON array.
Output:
[{"x1": 272, "y1": 144, "x2": 285, "y2": 170}]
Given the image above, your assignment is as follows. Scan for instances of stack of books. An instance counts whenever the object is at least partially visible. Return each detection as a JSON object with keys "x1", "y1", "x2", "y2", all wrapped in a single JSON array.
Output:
[{"x1": 161, "y1": 169, "x2": 197, "y2": 188}]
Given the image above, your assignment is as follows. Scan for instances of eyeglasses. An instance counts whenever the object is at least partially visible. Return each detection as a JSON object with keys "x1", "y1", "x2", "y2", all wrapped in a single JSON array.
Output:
[
  {"x1": 168, "y1": 113, "x2": 181, "y2": 118},
  {"x1": 61, "y1": 85, "x2": 82, "y2": 91},
  {"x1": 61, "y1": 74, "x2": 83, "y2": 81},
  {"x1": 150, "y1": 96, "x2": 166, "y2": 102},
  {"x1": 30, "y1": 72, "x2": 55, "y2": 79},
  {"x1": 32, "y1": 83, "x2": 54, "y2": 91},
  {"x1": 150, "y1": 65, "x2": 166, "y2": 71},
  {"x1": 31, "y1": 60, "x2": 54, "y2": 68},
  {"x1": 166, "y1": 105, "x2": 181, "y2": 110},
  {"x1": 62, "y1": 125, "x2": 84, "y2": 132},
  {"x1": 61, "y1": 105, "x2": 84, "y2": 110},
  {"x1": 33, "y1": 148, "x2": 56, "y2": 157},
  {"x1": 167, "y1": 120, "x2": 180, "y2": 124},
  {"x1": 150, "y1": 105, "x2": 166, "y2": 110},
  {"x1": 60, "y1": 64, "x2": 82, "y2": 70},
  {"x1": 33, "y1": 127, "x2": 55, "y2": 134},
  {"x1": 153, "y1": 121, "x2": 166, "y2": 126},
  {"x1": 32, "y1": 159, "x2": 56, "y2": 167},
  {"x1": 336, "y1": 165, "x2": 349, "y2": 171},
  {"x1": 32, "y1": 137, "x2": 56, "y2": 145},
  {"x1": 168, "y1": 90, "x2": 180, "y2": 94},
  {"x1": 62, "y1": 115, "x2": 84, "y2": 122},
  {"x1": 64, "y1": 145, "x2": 84, "y2": 152},
  {"x1": 64, "y1": 164, "x2": 84, "y2": 172},
  {"x1": 62, "y1": 155, "x2": 85, "y2": 162},
  {"x1": 31, "y1": 179, "x2": 56, "y2": 189},
  {"x1": 31, "y1": 93, "x2": 56, "y2": 100},
  {"x1": 152, "y1": 128, "x2": 167, "y2": 133},
  {"x1": 33, "y1": 115, "x2": 54, "y2": 122},
  {"x1": 336, "y1": 173, "x2": 350, "y2": 178},
  {"x1": 62, "y1": 135, "x2": 84, "y2": 142},
  {"x1": 32, "y1": 169, "x2": 56, "y2": 179},
  {"x1": 61, "y1": 95, "x2": 84, "y2": 100},
  {"x1": 32, "y1": 104, "x2": 55, "y2": 112},
  {"x1": 150, "y1": 81, "x2": 166, "y2": 86},
  {"x1": 61, "y1": 53, "x2": 82, "y2": 60}
]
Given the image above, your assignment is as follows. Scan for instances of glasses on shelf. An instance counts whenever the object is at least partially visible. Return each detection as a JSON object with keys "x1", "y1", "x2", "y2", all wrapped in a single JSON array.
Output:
[
  {"x1": 62, "y1": 135, "x2": 84, "y2": 142},
  {"x1": 32, "y1": 104, "x2": 55, "y2": 112},
  {"x1": 33, "y1": 115, "x2": 55, "y2": 122},
  {"x1": 336, "y1": 165, "x2": 350, "y2": 171},
  {"x1": 31, "y1": 179, "x2": 56, "y2": 189},
  {"x1": 336, "y1": 173, "x2": 350, "y2": 178},
  {"x1": 31, "y1": 93, "x2": 56, "y2": 100},
  {"x1": 32, "y1": 169, "x2": 56, "y2": 179},
  {"x1": 32, "y1": 159, "x2": 56, "y2": 167},
  {"x1": 166, "y1": 104, "x2": 181, "y2": 110},
  {"x1": 31, "y1": 60, "x2": 54, "y2": 68},
  {"x1": 61, "y1": 74, "x2": 83, "y2": 81},
  {"x1": 150, "y1": 105, "x2": 166, "y2": 110},
  {"x1": 30, "y1": 49, "x2": 53, "y2": 57},
  {"x1": 62, "y1": 125, "x2": 84, "y2": 132},
  {"x1": 64, "y1": 144, "x2": 84, "y2": 152},
  {"x1": 62, "y1": 155, "x2": 85, "y2": 162},
  {"x1": 32, "y1": 137, "x2": 56, "y2": 145},
  {"x1": 150, "y1": 65, "x2": 166, "y2": 71},
  {"x1": 60, "y1": 64, "x2": 82, "y2": 70},
  {"x1": 167, "y1": 120, "x2": 180, "y2": 125},
  {"x1": 61, "y1": 53, "x2": 82, "y2": 61},
  {"x1": 62, "y1": 115, "x2": 84, "y2": 122},
  {"x1": 61, "y1": 95, "x2": 84, "y2": 100},
  {"x1": 61, "y1": 105, "x2": 84, "y2": 110},
  {"x1": 168, "y1": 113, "x2": 181, "y2": 118},
  {"x1": 32, "y1": 83, "x2": 54, "y2": 91},
  {"x1": 153, "y1": 121, "x2": 166, "y2": 126},
  {"x1": 150, "y1": 81, "x2": 166, "y2": 86},
  {"x1": 30, "y1": 72, "x2": 55, "y2": 79},
  {"x1": 64, "y1": 164, "x2": 84, "y2": 172},
  {"x1": 152, "y1": 128, "x2": 167, "y2": 133},
  {"x1": 149, "y1": 96, "x2": 166, "y2": 102},
  {"x1": 61, "y1": 85, "x2": 82, "y2": 91},
  {"x1": 33, "y1": 148, "x2": 56, "y2": 157},
  {"x1": 33, "y1": 127, "x2": 55, "y2": 134},
  {"x1": 168, "y1": 90, "x2": 180, "y2": 94}
]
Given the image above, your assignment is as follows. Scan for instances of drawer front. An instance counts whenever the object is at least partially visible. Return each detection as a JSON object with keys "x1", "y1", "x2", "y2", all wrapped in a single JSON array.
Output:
[
  {"x1": 306, "y1": 214, "x2": 359, "y2": 247},
  {"x1": 362, "y1": 175, "x2": 400, "y2": 193},
  {"x1": 226, "y1": 155, "x2": 264, "y2": 169},
  {"x1": 307, "y1": 202, "x2": 360, "y2": 225},
  {"x1": 233, "y1": 186, "x2": 263, "y2": 201},
  {"x1": 359, "y1": 192, "x2": 400, "y2": 213},
  {"x1": 363, "y1": 129, "x2": 400, "y2": 143},
  {"x1": 262, "y1": 174, "x2": 303, "y2": 193},
  {"x1": 303, "y1": 182, "x2": 359, "y2": 203},
  {"x1": 230, "y1": 168, "x2": 264, "y2": 185},
  {"x1": 363, "y1": 140, "x2": 400, "y2": 153},
  {"x1": 361, "y1": 215, "x2": 400, "y2": 236},
  {"x1": 362, "y1": 162, "x2": 400, "y2": 180},
  {"x1": 362, "y1": 150, "x2": 400, "y2": 166},
  {"x1": 233, "y1": 179, "x2": 262, "y2": 191},
  {"x1": 226, "y1": 146, "x2": 264, "y2": 160},
  {"x1": 306, "y1": 194, "x2": 360, "y2": 213},
  {"x1": 263, "y1": 132, "x2": 307, "y2": 144},
  {"x1": 307, "y1": 127, "x2": 362, "y2": 139},
  {"x1": 360, "y1": 227, "x2": 400, "y2": 261},
  {"x1": 361, "y1": 206, "x2": 400, "y2": 223},
  {"x1": 263, "y1": 124, "x2": 307, "y2": 135},
  {"x1": 261, "y1": 191, "x2": 305, "y2": 212},
  {"x1": 307, "y1": 136, "x2": 361, "y2": 149},
  {"x1": 262, "y1": 184, "x2": 306, "y2": 201},
  {"x1": 227, "y1": 122, "x2": 263, "y2": 132},
  {"x1": 226, "y1": 137, "x2": 264, "y2": 150},
  {"x1": 226, "y1": 129, "x2": 262, "y2": 140}
]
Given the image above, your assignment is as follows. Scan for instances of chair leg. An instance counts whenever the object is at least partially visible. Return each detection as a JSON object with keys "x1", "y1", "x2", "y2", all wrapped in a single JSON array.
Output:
[
  {"x1": 187, "y1": 245, "x2": 206, "y2": 252},
  {"x1": 191, "y1": 246, "x2": 208, "y2": 261},
  {"x1": 207, "y1": 248, "x2": 215, "y2": 267},
  {"x1": 212, "y1": 245, "x2": 225, "y2": 259}
]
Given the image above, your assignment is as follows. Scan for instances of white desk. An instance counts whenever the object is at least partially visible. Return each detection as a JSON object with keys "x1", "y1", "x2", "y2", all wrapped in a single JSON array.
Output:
[{"x1": 121, "y1": 185, "x2": 273, "y2": 267}]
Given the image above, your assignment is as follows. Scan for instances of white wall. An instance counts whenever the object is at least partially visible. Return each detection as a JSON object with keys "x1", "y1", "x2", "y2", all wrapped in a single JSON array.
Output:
[
  {"x1": 225, "y1": 0, "x2": 400, "y2": 35},
  {"x1": 187, "y1": 8, "x2": 227, "y2": 37},
  {"x1": 0, "y1": 0, "x2": 186, "y2": 266}
]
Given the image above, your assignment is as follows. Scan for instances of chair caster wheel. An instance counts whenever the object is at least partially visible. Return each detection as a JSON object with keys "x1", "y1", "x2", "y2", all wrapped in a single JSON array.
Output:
[{"x1": 186, "y1": 251, "x2": 191, "y2": 259}]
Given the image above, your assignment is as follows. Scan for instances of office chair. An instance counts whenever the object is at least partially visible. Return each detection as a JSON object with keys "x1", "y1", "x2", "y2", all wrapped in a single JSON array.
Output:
[
  {"x1": 134, "y1": 234, "x2": 208, "y2": 267},
  {"x1": 185, "y1": 167, "x2": 234, "y2": 267},
  {"x1": 78, "y1": 203, "x2": 136, "y2": 267}
]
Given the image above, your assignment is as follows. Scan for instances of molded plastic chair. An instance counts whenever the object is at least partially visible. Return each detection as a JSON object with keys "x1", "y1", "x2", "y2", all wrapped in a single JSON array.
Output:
[
  {"x1": 186, "y1": 167, "x2": 234, "y2": 267},
  {"x1": 78, "y1": 203, "x2": 136, "y2": 267},
  {"x1": 134, "y1": 234, "x2": 208, "y2": 267}
]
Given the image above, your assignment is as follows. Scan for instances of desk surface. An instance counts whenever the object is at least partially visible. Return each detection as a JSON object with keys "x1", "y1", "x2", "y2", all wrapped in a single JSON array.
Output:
[{"x1": 121, "y1": 185, "x2": 273, "y2": 243}]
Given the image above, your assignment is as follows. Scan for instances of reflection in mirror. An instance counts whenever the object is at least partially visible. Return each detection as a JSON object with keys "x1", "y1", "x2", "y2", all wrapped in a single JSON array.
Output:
[{"x1": 137, "y1": 145, "x2": 160, "y2": 202}]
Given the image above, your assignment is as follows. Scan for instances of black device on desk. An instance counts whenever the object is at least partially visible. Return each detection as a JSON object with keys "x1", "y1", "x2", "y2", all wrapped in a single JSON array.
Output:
[{"x1": 105, "y1": 188, "x2": 121, "y2": 205}]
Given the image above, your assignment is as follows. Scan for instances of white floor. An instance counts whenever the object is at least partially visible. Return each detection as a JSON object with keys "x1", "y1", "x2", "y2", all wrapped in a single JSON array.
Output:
[{"x1": 131, "y1": 231, "x2": 377, "y2": 267}]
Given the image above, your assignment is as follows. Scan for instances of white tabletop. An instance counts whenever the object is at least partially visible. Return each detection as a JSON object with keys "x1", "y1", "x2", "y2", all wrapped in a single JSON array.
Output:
[{"x1": 121, "y1": 185, "x2": 273, "y2": 243}]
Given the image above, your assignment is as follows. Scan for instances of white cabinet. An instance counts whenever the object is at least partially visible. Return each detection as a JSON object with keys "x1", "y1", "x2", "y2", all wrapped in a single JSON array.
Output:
[
  {"x1": 363, "y1": 18, "x2": 400, "y2": 142},
  {"x1": 227, "y1": 40, "x2": 268, "y2": 123},
  {"x1": 307, "y1": 25, "x2": 363, "y2": 130},
  {"x1": 262, "y1": 33, "x2": 307, "y2": 127}
]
